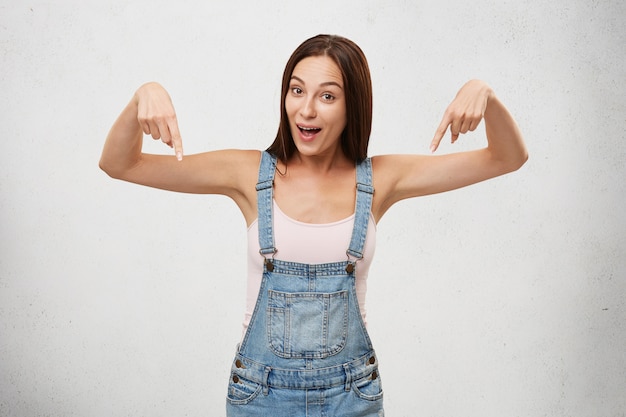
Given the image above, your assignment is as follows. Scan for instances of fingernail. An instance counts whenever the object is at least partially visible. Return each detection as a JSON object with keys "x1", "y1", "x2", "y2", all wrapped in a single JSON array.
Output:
[{"x1": 176, "y1": 151, "x2": 182, "y2": 161}]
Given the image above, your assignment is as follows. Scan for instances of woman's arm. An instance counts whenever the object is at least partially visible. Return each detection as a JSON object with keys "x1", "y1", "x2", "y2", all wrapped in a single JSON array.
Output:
[
  {"x1": 372, "y1": 80, "x2": 528, "y2": 221},
  {"x1": 99, "y1": 82, "x2": 260, "y2": 221}
]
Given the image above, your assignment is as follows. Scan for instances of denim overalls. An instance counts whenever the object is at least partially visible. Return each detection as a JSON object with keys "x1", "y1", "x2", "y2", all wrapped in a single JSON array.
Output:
[{"x1": 226, "y1": 152, "x2": 384, "y2": 417}]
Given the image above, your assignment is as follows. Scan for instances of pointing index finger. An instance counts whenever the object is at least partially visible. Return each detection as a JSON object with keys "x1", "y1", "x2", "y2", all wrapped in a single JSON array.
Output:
[
  {"x1": 430, "y1": 114, "x2": 450, "y2": 153},
  {"x1": 169, "y1": 120, "x2": 184, "y2": 161}
]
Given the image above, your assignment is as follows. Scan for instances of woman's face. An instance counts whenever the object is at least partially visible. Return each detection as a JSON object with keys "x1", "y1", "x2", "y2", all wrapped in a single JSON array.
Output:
[{"x1": 285, "y1": 55, "x2": 347, "y2": 158}]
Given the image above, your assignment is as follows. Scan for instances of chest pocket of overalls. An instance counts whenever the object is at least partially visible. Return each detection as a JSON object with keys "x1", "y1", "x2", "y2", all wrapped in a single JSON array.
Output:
[{"x1": 267, "y1": 289, "x2": 349, "y2": 359}]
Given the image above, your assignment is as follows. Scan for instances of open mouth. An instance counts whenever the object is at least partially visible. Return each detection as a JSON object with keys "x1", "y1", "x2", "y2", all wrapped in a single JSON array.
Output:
[{"x1": 298, "y1": 125, "x2": 322, "y2": 138}]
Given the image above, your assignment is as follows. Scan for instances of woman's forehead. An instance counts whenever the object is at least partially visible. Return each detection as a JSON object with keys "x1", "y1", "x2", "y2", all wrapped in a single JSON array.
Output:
[{"x1": 291, "y1": 56, "x2": 343, "y2": 87}]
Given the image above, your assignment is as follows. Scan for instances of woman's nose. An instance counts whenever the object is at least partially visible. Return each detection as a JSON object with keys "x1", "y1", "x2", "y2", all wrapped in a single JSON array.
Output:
[{"x1": 300, "y1": 97, "x2": 317, "y2": 118}]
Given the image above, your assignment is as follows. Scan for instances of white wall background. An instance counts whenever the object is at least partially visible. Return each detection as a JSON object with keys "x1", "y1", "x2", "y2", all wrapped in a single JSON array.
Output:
[{"x1": 1, "y1": 0, "x2": 624, "y2": 416}]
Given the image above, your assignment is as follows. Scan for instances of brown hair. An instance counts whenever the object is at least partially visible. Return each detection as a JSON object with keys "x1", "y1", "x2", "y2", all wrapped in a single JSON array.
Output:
[{"x1": 266, "y1": 34, "x2": 373, "y2": 163}]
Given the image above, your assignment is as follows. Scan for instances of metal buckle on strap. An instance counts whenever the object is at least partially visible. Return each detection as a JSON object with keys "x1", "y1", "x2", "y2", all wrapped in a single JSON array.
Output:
[
  {"x1": 345, "y1": 251, "x2": 359, "y2": 274},
  {"x1": 259, "y1": 249, "x2": 276, "y2": 272}
]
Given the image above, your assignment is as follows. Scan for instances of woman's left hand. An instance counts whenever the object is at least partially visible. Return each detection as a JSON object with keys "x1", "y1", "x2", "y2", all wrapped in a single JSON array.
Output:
[{"x1": 430, "y1": 80, "x2": 493, "y2": 153}]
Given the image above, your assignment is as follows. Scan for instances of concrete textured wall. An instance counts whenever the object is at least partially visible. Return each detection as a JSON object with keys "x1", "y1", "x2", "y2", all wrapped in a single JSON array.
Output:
[{"x1": 1, "y1": 1, "x2": 624, "y2": 416}]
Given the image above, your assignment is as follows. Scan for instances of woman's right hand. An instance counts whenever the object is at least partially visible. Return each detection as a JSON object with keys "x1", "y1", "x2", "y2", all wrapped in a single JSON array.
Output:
[
  {"x1": 135, "y1": 82, "x2": 184, "y2": 161},
  {"x1": 101, "y1": 82, "x2": 260, "y2": 224}
]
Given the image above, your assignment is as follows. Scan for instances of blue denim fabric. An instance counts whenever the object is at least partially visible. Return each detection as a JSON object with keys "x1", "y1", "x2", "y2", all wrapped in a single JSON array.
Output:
[{"x1": 226, "y1": 152, "x2": 383, "y2": 417}]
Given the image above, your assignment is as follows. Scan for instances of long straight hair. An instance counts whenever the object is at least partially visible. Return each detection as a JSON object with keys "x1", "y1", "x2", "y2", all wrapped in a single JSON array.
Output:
[{"x1": 266, "y1": 35, "x2": 373, "y2": 163}]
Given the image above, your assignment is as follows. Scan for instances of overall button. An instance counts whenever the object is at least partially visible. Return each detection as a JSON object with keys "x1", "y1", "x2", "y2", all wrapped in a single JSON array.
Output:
[
  {"x1": 232, "y1": 375, "x2": 240, "y2": 383},
  {"x1": 371, "y1": 371, "x2": 378, "y2": 380},
  {"x1": 235, "y1": 359, "x2": 245, "y2": 369},
  {"x1": 368, "y1": 356, "x2": 376, "y2": 365}
]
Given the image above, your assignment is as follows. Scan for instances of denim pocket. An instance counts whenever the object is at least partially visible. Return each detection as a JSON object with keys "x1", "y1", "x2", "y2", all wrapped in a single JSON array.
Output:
[
  {"x1": 352, "y1": 371, "x2": 384, "y2": 401},
  {"x1": 226, "y1": 374, "x2": 263, "y2": 405},
  {"x1": 267, "y1": 290, "x2": 348, "y2": 359}
]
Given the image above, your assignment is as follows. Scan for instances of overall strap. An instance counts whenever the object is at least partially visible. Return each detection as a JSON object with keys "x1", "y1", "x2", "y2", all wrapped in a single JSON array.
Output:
[
  {"x1": 346, "y1": 157, "x2": 374, "y2": 260},
  {"x1": 256, "y1": 151, "x2": 277, "y2": 257}
]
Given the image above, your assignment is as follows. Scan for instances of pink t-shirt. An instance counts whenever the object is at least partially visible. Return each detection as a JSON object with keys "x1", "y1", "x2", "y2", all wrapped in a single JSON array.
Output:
[{"x1": 243, "y1": 200, "x2": 377, "y2": 336}]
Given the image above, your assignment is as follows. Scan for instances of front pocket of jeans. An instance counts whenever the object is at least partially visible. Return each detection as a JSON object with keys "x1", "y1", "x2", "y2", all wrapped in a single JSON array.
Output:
[
  {"x1": 352, "y1": 371, "x2": 384, "y2": 401},
  {"x1": 226, "y1": 374, "x2": 263, "y2": 405},
  {"x1": 267, "y1": 290, "x2": 348, "y2": 359}
]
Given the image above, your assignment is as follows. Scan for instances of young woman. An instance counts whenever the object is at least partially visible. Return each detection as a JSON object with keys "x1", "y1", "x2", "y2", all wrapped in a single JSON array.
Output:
[{"x1": 100, "y1": 34, "x2": 527, "y2": 417}]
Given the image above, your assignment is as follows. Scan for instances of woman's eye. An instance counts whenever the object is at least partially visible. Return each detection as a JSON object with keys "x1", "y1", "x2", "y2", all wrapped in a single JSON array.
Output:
[
  {"x1": 322, "y1": 93, "x2": 334, "y2": 101},
  {"x1": 291, "y1": 87, "x2": 303, "y2": 95}
]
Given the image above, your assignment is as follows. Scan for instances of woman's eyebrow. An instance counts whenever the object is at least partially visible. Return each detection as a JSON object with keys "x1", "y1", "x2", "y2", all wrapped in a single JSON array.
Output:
[{"x1": 290, "y1": 75, "x2": 343, "y2": 90}]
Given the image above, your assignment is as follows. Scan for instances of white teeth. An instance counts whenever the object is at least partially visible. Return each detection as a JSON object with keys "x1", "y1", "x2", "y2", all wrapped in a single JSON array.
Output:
[{"x1": 299, "y1": 126, "x2": 320, "y2": 131}]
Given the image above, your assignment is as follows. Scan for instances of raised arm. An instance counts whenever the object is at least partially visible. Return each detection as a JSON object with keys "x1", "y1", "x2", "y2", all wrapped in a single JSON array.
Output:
[
  {"x1": 99, "y1": 82, "x2": 260, "y2": 222},
  {"x1": 372, "y1": 80, "x2": 528, "y2": 221}
]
